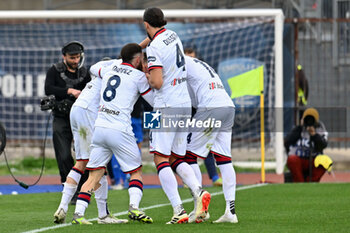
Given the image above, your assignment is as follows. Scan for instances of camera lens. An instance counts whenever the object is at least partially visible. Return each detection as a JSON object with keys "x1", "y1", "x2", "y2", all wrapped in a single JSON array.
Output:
[{"x1": 304, "y1": 115, "x2": 315, "y2": 126}]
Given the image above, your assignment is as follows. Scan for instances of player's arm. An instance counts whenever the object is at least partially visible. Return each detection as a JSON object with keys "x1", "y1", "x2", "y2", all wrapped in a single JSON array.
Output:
[
  {"x1": 139, "y1": 37, "x2": 150, "y2": 49},
  {"x1": 138, "y1": 74, "x2": 154, "y2": 107},
  {"x1": 148, "y1": 68, "x2": 163, "y2": 90}
]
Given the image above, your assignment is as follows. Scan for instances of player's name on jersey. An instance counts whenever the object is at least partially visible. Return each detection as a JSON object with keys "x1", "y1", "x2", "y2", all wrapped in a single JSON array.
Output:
[
  {"x1": 112, "y1": 66, "x2": 132, "y2": 75},
  {"x1": 163, "y1": 32, "x2": 178, "y2": 46},
  {"x1": 99, "y1": 105, "x2": 120, "y2": 115},
  {"x1": 162, "y1": 118, "x2": 222, "y2": 129}
]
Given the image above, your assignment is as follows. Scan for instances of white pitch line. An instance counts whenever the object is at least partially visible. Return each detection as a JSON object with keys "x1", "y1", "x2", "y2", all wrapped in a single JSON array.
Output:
[{"x1": 22, "y1": 183, "x2": 268, "y2": 233}]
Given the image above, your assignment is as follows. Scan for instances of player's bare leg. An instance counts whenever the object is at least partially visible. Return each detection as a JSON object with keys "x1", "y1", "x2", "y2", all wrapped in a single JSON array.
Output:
[
  {"x1": 127, "y1": 169, "x2": 153, "y2": 223},
  {"x1": 54, "y1": 160, "x2": 88, "y2": 224},
  {"x1": 154, "y1": 154, "x2": 188, "y2": 224}
]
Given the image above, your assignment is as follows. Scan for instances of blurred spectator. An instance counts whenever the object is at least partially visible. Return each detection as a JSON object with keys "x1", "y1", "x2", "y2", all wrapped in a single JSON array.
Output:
[{"x1": 285, "y1": 108, "x2": 329, "y2": 182}]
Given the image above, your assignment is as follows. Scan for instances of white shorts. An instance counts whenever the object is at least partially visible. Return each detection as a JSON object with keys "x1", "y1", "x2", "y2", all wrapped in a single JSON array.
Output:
[
  {"x1": 150, "y1": 104, "x2": 191, "y2": 158},
  {"x1": 70, "y1": 105, "x2": 97, "y2": 161},
  {"x1": 87, "y1": 127, "x2": 142, "y2": 173},
  {"x1": 187, "y1": 107, "x2": 235, "y2": 159}
]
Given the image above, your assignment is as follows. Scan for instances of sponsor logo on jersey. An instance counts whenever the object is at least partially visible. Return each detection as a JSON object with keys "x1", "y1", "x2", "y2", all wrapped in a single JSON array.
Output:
[
  {"x1": 170, "y1": 77, "x2": 187, "y2": 86},
  {"x1": 147, "y1": 56, "x2": 156, "y2": 62},
  {"x1": 99, "y1": 105, "x2": 120, "y2": 115},
  {"x1": 209, "y1": 82, "x2": 224, "y2": 90}
]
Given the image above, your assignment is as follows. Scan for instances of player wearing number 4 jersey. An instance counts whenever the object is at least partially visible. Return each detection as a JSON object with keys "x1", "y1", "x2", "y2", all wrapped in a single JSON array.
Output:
[
  {"x1": 142, "y1": 7, "x2": 211, "y2": 224},
  {"x1": 72, "y1": 43, "x2": 153, "y2": 225},
  {"x1": 184, "y1": 56, "x2": 238, "y2": 223}
]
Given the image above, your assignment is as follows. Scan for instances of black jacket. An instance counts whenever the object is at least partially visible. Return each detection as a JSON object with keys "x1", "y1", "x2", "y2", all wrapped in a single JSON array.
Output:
[
  {"x1": 284, "y1": 122, "x2": 328, "y2": 158},
  {"x1": 45, "y1": 62, "x2": 91, "y2": 116}
]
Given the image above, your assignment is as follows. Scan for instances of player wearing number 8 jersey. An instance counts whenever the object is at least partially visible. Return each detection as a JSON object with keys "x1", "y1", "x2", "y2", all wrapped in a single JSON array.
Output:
[
  {"x1": 72, "y1": 43, "x2": 154, "y2": 224},
  {"x1": 143, "y1": 7, "x2": 211, "y2": 224},
  {"x1": 54, "y1": 58, "x2": 123, "y2": 225}
]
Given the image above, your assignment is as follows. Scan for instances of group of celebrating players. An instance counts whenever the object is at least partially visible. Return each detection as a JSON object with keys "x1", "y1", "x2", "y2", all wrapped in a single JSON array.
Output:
[{"x1": 53, "y1": 7, "x2": 238, "y2": 225}]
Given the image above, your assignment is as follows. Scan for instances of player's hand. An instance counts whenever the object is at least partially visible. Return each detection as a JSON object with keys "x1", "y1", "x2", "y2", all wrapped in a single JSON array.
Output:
[
  {"x1": 145, "y1": 73, "x2": 151, "y2": 81},
  {"x1": 67, "y1": 88, "x2": 81, "y2": 98},
  {"x1": 306, "y1": 126, "x2": 316, "y2": 136}
]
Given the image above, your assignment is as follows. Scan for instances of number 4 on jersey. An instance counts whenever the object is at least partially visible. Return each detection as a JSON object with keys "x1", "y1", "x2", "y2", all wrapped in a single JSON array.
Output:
[{"x1": 176, "y1": 43, "x2": 185, "y2": 71}]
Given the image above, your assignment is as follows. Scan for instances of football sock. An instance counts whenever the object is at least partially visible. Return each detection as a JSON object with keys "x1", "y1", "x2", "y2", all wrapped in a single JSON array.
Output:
[
  {"x1": 190, "y1": 163, "x2": 202, "y2": 185},
  {"x1": 128, "y1": 179, "x2": 143, "y2": 210},
  {"x1": 226, "y1": 200, "x2": 236, "y2": 215},
  {"x1": 156, "y1": 162, "x2": 182, "y2": 209},
  {"x1": 94, "y1": 175, "x2": 109, "y2": 218},
  {"x1": 58, "y1": 182, "x2": 77, "y2": 212},
  {"x1": 171, "y1": 159, "x2": 201, "y2": 197},
  {"x1": 174, "y1": 204, "x2": 185, "y2": 216},
  {"x1": 58, "y1": 167, "x2": 83, "y2": 212},
  {"x1": 68, "y1": 167, "x2": 83, "y2": 184},
  {"x1": 184, "y1": 152, "x2": 202, "y2": 184},
  {"x1": 74, "y1": 192, "x2": 91, "y2": 216},
  {"x1": 218, "y1": 163, "x2": 236, "y2": 202}
]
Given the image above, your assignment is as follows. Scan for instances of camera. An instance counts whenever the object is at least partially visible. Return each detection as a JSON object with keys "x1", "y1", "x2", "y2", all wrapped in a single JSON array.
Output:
[
  {"x1": 303, "y1": 115, "x2": 315, "y2": 127},
  {"x1": 40, "y1": 95, "x2": 56, "y2": 111}
]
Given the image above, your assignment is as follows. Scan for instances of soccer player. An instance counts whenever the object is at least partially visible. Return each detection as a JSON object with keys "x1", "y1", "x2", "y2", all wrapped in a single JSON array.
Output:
[
  {"x1": 184, "y1": 55, "x2": 238, "y2": 223},
  {"x1": 53, "y1": 58, "x2": 128, "y2": 224},
  {"x1": 142, "y1": 7, "x2": 211, "y2": 224},
  {"x1": 184, "y1": 48, "x2": 223, "y2": 187},
  {"x1": 72, "y1": 43, "x2": 153, "y2": 224}
]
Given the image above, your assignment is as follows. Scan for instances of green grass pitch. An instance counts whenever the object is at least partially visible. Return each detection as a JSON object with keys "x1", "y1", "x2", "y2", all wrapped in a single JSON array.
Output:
[{"x1": 0, "y1": 183, "x2": 349, "y2": 233}]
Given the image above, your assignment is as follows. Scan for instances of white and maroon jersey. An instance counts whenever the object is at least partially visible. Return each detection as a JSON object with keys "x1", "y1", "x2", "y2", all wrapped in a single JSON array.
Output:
[
  {"x1": 185, "y1": 56, "x2": 235, "y2": 109},
  {"x1": 146, "y1": 28, "x2": 190, "y2": 108},
  {"x1": 73, "y1": 59, "x2": 122, "y2": 112},
  {"x1": 95, "y1": 62, "x2": 153, "y2": 135}
]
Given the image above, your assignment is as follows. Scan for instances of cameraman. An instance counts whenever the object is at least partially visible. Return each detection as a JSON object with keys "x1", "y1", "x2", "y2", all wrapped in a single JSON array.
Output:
[
  {"x1": 44, "y1": 41, "x2": 91, "y2": 193},
  {"x1": 284, "y1": 108, "x2": 328, "y2": 182}
]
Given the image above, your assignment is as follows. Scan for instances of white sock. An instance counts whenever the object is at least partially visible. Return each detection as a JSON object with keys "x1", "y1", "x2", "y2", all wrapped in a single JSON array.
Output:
[
  {"x1": 74, "y1": 192, "x2": 91, "y2": 216},
  {"x1": 174, "y1": 204, "x2": 185, "y2": 215},
  {"x1": 174, "y1": 161, "x2": 202, "y2": 198},
  {"x1": 128, "y1": 179, "x2": 143, "y2": 209},
  {"x1": 94, "y1": 175, "x2": 109, "y2": 218},
  {"x1": 75, "y1": 199, "x2": 89, "y2": 216},
  {"x1": 157, "y1": 165, "x2": 182, "y2": 209},
  {"x1": 218, "y1": 163, "x2": 236, "y2": 202},
  {"x1": 67, "y1": 168, "x2": 83, "y2": 184},
  {"x1": 225, "y1": 200, "x2": 236, "y2": 215},
  {"x1": 58, "y1": 182, "x2": 77, "y2": 212},
  {"x1": 190, "y1": 163, "x2": 202, "y2": 185}
]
